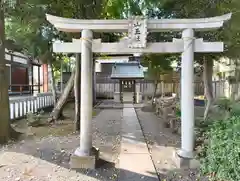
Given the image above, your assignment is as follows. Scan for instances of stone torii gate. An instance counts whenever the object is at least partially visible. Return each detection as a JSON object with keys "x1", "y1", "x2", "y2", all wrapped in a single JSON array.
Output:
[{"x1": 46, "y1": 13, "x2": 231, "y2": 168}]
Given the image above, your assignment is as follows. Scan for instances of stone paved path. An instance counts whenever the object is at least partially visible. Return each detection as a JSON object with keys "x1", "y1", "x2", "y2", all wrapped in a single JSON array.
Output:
[{"x1": 118, "y1": 104, "x2": 159, "y2": 181}]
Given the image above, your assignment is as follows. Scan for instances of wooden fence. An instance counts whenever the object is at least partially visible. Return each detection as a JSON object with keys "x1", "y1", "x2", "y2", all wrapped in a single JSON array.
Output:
[{"x1": 95, "y1": 80, "x2": 238, "y2": 99}]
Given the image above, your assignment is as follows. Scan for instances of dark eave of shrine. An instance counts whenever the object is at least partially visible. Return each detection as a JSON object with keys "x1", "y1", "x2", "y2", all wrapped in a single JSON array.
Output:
[
  {"x1": 4, "y1": 60, "x2": 28, "y2": 68},
  {"x1": 5, "y1": 52, "x2": 41, "y2": 67}
]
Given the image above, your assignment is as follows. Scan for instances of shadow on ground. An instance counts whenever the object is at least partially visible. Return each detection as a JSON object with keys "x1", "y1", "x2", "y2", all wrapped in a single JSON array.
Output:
[
  {"x1": 135, "y1": 103, "x2": 207, "y2": 181},
  {"x1": 0, "y1": 151, "x2": 161, "y2": 181},
  {"x1": 0, "y1": 100, "x2": 207, "y2": 181},
  {"x1": 75, "y1": 159, "x2": 159, "y2": 181},
  {"x1": 0, "y1": 101, "x2": 124, "y2": 180}
]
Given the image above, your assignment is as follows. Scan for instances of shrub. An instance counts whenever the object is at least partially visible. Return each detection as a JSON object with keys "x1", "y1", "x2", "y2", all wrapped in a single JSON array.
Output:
[
  {"x1": 175, "y1": 102, "x2": 181, "y2": 118},
  {"x1": 230, "y1": 102, "x2": 240, "y2": 116},
  {"x1": 214, "y1": 97, "x2": 232, "y2": 111},
  {"x1": 26, "y1": 110, "x2": 45, "y2": 127},
  {"x1": 199, "y1": 116, "x2": 240, "y2": 181}
]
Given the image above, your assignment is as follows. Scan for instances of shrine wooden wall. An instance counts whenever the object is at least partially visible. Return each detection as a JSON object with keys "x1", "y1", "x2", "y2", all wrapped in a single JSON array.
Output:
[{"x1": 10, "y1": 66, "x2": 29, "y2": 92}]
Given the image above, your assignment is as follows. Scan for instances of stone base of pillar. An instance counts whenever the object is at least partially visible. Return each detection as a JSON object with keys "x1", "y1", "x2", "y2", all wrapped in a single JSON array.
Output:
[
  {"x1": 172, "y1": 149, "x2": 200, "y2": 169},
  {"x1": 143, "y1": 95, "x2": 148, "y2": 103},
  {"x1": 114, "y1": 92, "x2": 121, "y2": 103},
  {"x1": 70, "y1": 147, "x2": 99, "y2": 169},
  {"x1": 136, "y1": 92, "x2": 142, "y2": 103}
]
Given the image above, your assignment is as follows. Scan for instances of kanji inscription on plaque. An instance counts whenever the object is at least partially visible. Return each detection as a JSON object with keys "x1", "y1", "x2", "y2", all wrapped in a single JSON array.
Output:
[{"x1": 128, "y1": 16, "x2": 147, "y2": 48}]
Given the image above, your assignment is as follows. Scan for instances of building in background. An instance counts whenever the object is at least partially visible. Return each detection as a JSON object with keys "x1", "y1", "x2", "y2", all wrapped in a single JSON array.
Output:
[
  {"x1": 213, "y1": 57, "x2": 235, "y2": 81},
  {"x1": 5, "y1": 49, "x2": 42, "y2": 95}
]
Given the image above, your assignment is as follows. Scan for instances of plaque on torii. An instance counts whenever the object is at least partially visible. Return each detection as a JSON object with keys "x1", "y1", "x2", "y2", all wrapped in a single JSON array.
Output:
[{"x1": 128, "y1": 16, "x2": 147, "y2": 49}]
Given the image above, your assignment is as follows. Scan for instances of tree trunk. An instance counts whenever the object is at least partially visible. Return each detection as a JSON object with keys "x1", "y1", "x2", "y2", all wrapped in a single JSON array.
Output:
[
  {"x1": 48, "y1": 59, "x2": 57, "y2": 105},
  {"x1": 234, "y1": 85, "x2": 240, "y2": 101},
  {"x1": 151, "y1": 80, "x2": 158, "y2": 105},
  {"x1": 0, "y1": 64, "x2": 11, "y2": 143},
  {"x1": 176, "y1": 82, "x2": 180, "y2": 98},
  {"x1": 0, "y1": 7, "x2": 20, "y2": 144},
  {"x1": 74, "y1": 54, "x2": 80, "y2": 131},
  {"x1": 173, "y1": 81, "x2": 176, "y2": 95},
  {"x1": 232, "y1": 61, "x2": 240, "y2": 101},
  {"x1": 231, "y1": 67, "x2": 238, "y2": 100},
  {"x1": 50, "y1": 69, "x2": 76, "y2": 121},
  {"x1": 161, "y1": 80, "x2": 164, "y2": 97},
  {"x1": 203, "y1": 58, "x2": 214, "y2": 120}
]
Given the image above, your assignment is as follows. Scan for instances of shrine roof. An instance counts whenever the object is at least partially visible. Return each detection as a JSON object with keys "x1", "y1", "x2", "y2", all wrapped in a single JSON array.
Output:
[{"x1": 111, "y1": 62, "x2": 144, "y2": 79}]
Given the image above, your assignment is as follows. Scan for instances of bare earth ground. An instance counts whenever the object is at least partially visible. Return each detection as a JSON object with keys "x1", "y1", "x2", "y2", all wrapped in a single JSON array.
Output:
[
  {"x1": 135, "y1": 105, "x2": 208, "y2": 181},
  {"x1": 0, "y1": 102, "x2": 122, "y2": 181},
  {"x1": 0, "y1": 101, "x2": 208, "y2": 181}
]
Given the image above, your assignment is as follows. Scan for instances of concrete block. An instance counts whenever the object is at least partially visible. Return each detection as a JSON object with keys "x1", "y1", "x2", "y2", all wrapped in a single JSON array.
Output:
[
  {"x1": 70, "y1": 147, "x2": 99, "y2": 169},
  {"x1": 114, "y1": 92, "x2": 121, "y2": 103},
  {"x1": 172, "y1": 149, "x2": 200, "y2": 169},
  {"x1": 136, "y1": 92, "x2": 142, "y2": 103}
]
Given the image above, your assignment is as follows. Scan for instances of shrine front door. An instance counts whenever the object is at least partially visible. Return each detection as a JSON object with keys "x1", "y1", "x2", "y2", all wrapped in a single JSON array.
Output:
[
  {"x1": 120, "y1": 79, "x2": 136, "y2": 103},
  {"x1": 120, "y1": 80, "x2": 135, "y2": 92}
]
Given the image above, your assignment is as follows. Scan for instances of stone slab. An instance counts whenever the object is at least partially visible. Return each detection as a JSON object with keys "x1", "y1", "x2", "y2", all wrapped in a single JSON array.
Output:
[
  {"x1": 118, "y1": 104, "x2": 158, "y2": 180},
  {"x1": 172, "y1": 149, "x2": 200, "y2": 169},
  {"x1": 122, "y1": 92, "x2": 134, "y2": 102},
  {"x1": 120, "y1": 138, "x2": 149, "y2": 154},
  {"x1": 70, "y1": 147, "x2": 99, "y2": 169},
  {"x1": 118, "y1": 153, "x2": 158, "y2": 180}
]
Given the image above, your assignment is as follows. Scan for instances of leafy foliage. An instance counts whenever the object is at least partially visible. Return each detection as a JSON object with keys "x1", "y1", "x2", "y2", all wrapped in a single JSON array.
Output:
[
  {"x1": 142, "y1": 54, "x2": 174, "y2": 80},
  {"x1": 213, "y1": 97, "x2": 240, "y2": 116},
  {"x1": 199, "y1": 115, "x2": 240, "y2": 181},
  {"x1": 196, "y1": 99, "x2": 240, "y2": 181},
  {"x1": 214, "y1": 97, "x2": 232, "y2": 111},
  {"x1": 175, "y1": 102, "x2": 181, "y2": 118},
  {"x1": 5, "y1": 0, "x2": 105, "y2": 58},
  {"x1": 229, "y1": 102, "x2": 240, "y2": 116}
]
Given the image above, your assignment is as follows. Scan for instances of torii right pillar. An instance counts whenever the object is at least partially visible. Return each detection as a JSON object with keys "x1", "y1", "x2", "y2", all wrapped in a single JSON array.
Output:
[
  {"x1": 180, "y1": 29, "x2": 195, "y2": 156},
  {"x1": 174, "y1": 28, "x2": 198, "y2": 168}
]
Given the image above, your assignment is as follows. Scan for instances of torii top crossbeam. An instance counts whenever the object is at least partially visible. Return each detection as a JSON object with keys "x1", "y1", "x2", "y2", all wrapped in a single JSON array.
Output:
[{"x1": 46, "y1": 13, "x2": 232, "y2": 32}]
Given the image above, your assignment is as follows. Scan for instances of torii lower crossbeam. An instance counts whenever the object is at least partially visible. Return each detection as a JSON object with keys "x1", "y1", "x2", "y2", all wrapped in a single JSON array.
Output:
[{"x1": 53, "y1": 39, "x2": 223, "y2": 54}]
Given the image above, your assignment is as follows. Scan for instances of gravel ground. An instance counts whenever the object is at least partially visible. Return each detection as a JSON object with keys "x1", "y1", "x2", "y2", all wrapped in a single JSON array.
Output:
[
  {"x1": 135, "y1": 107, "x2": 208, "y2": 181},
  {"x1": 0, "y1": 105, "x2": 122, "y2": 181}
]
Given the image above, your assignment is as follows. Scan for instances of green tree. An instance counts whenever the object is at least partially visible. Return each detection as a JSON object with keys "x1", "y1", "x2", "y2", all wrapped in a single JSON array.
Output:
[
  {"x1": 143, "y1": 54, "x2": 174, "y2": 103},
  {"x1": 0, "y1": 1, "x2": 22, "y2": 144},
  {"x1": 145, "y1": 0, "x2": 240, "y2": 119},
  {"x1": 5, "y1": 0, "x2": 106, "y2": 130}
]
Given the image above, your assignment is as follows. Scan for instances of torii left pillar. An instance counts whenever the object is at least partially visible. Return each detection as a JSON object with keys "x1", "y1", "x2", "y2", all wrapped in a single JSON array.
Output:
[{"x1": 70, "y1": 29, "x2": 99, "y2": 169}]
